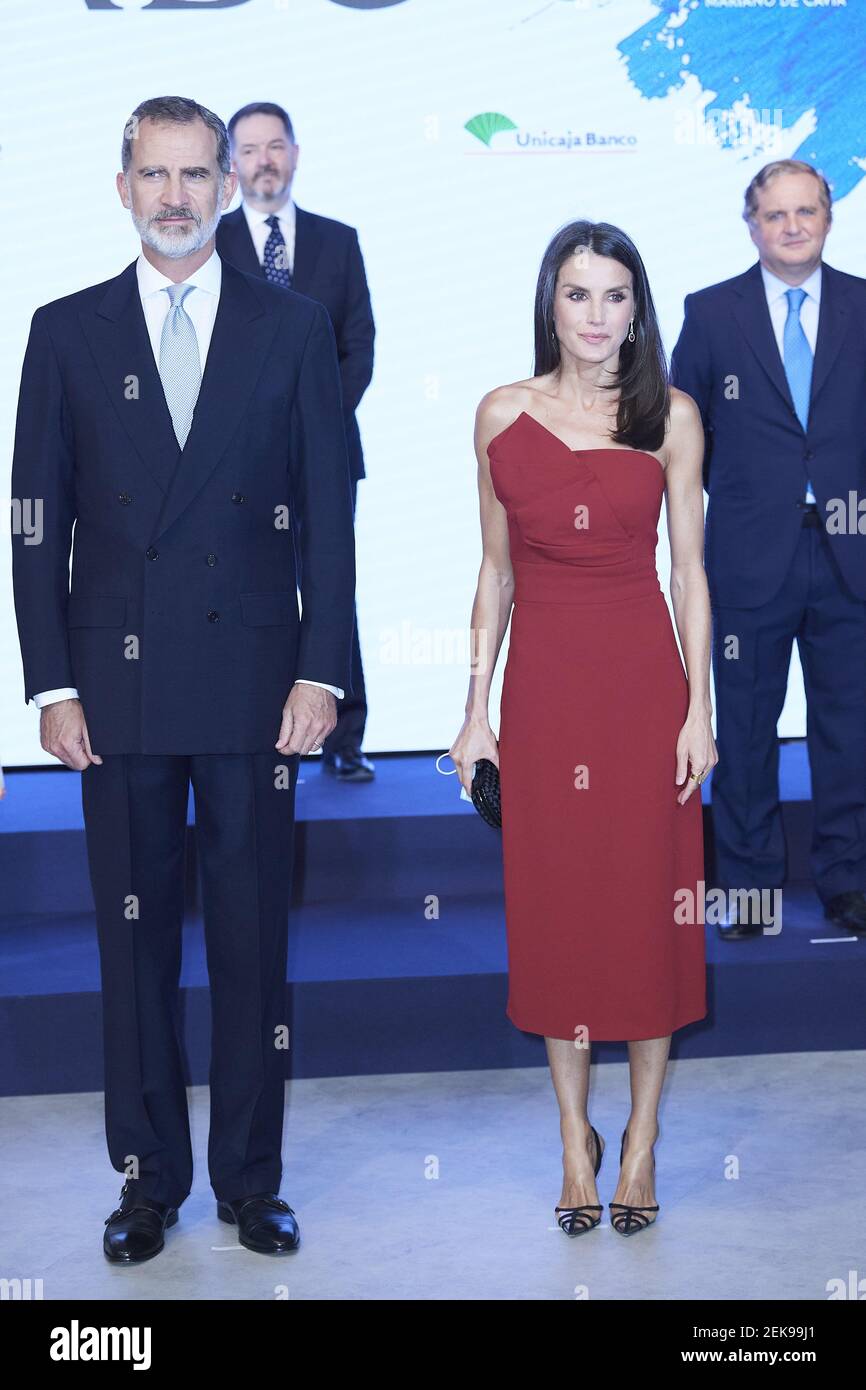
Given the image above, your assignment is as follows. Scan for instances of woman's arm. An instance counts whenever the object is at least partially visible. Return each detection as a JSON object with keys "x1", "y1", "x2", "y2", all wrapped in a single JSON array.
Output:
[
  {"x1": 663, "y1": 387, "x2": 718, "y2": 802},
  {"x1": 449, "y1": 390, "x2": 517, "y2": 795}
]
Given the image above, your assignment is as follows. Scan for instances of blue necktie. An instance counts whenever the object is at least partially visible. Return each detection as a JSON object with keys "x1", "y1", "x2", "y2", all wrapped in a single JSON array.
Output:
[
  {"x1": 782, "y1": 287, "x2": 815, "y2": 501},
  {"x1": 263, "y1": 215, "x2": 292, "y2": 288},
  {"x1": 159, "y1": 283, "x2": 201, "y2": 448}
]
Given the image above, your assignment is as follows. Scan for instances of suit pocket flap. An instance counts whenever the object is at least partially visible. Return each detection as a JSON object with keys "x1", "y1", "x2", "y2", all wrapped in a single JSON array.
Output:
[
  {"x1": 240, "y1": 592, "x2": 296, "y2": 626},
  {"x1": 67, "y1": 594, "x2": 127, "y2": 627}
]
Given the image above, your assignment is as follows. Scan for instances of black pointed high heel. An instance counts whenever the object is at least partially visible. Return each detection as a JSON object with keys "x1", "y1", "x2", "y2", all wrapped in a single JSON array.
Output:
[
  {"x1": 555, "y1": 1123, "x2": 604, "y2": 1236},
  {"x1": 609, "y1": 1127, "x2": 659, "y2": 1236}
]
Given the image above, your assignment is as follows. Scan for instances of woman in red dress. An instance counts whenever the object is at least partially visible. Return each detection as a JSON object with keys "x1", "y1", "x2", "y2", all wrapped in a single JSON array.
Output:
[{"x1": 450, "y1": 221, "x2": 716, "y2": 1237}]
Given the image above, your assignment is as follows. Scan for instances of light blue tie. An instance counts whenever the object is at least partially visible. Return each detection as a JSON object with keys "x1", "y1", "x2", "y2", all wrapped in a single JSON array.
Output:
[
  {"x1": 159, "y1": 283, "x2": 201, "y2": 448},
  {"x1": 782, "y1": 287, "x2": 815, "y2": 501}
]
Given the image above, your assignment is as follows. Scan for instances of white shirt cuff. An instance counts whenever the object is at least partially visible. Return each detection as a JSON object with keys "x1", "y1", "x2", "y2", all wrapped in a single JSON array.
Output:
[
  {"x1": 33, "y1": 688, "x2": 80, "y2": 709},
  {"x1": 295, "y1": 679, "x2": 344, "y2": 700}
]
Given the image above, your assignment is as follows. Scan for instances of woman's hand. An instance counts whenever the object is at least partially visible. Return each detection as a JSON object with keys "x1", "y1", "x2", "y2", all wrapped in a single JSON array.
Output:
[
  {"x1": 448, "y1": 714, "x2": 500, "y2": 797},
  {"x1": 676, "y1": 707, "x2": 718, "y2": 805}
]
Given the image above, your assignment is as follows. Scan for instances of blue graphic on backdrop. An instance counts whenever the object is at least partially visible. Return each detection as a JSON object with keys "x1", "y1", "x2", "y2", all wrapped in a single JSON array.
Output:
[
  {"x1": 83, "y1": 0, "x2": 407, "y2": 9},
  {"x1": 618, "y1": 0, "x2": 864, "y2": 199}
]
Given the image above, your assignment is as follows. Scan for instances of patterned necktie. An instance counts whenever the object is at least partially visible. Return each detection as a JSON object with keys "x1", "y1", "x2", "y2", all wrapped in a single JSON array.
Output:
[
  {"x1": 263, "y1": 214, "x2": 293, "y2": 288},
  {"x1": 159, "y1": 283, "x2": 201, "y2": 448},
  {"x1": 782, "y1": 287, "x2": 815, "y2": 500}
]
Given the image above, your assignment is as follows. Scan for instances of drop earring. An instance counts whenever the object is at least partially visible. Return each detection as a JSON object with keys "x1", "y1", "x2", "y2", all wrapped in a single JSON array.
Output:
[{"x1": 628, "y1": 318, "x2": 636, "y2": 343}]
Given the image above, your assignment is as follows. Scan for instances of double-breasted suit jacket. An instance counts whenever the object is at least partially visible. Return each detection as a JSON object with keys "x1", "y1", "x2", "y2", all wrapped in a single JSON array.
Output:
[{"x1": 11, "y1": 256, "x2": 356, "y2": 753}]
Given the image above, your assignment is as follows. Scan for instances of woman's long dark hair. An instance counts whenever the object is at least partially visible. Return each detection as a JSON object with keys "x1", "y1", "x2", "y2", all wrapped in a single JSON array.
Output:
[{"x1": 533, "y1": 220, "x2": 669, "y2": 452}]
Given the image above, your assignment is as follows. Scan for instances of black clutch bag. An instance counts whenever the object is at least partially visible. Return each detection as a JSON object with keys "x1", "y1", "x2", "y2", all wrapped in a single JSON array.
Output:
[{"x1": 471, "y1": 758, "x2": 502, "y2": 829}]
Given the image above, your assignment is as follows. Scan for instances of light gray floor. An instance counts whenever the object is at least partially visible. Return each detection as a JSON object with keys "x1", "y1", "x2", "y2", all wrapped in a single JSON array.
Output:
[{"x1": 1, "y1": 1052, "x2": 862, "y2": 1301}]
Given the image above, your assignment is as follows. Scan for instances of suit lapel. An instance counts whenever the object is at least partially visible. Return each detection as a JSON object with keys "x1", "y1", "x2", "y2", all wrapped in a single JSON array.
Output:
[
  {"x1": 80, "y1": 262, "x2": 181, "y2": 495},
  {"x1": 809, "y1": 262, "x2": 847, "y2": 411},
  {"x1": 219, "y1": 207, "x2": 262, "y2": 277},
  {"x1": 291, "y1": 204, "x2": 325, "y2": 291},
  {"x1": 152, "y1": 259, "x2": 280, "y2": 540},
  {"x1": 731, "y1": 262, "x2": 796, "y2": 417},
  {"x1": 80, "y1": 257, "x2": 282, "y2": 538}
]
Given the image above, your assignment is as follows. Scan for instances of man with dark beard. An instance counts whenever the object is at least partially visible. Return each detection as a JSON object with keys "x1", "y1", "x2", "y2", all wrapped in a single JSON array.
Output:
[{"x1": 217, "y1": 101, "x2": 375, "y2": 781}]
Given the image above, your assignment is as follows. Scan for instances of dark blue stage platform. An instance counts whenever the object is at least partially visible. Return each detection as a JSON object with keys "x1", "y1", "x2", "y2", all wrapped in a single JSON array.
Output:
[{"x1": 1, "y1": 745, "x2": 863, "y2": 1096}]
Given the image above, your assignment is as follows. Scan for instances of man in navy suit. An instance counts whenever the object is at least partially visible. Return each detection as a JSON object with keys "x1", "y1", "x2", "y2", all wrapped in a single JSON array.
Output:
[
  {"x1": 216, "y1": 101, "x2": 375, "y2": 782},
  {"x1": 671, "y1": 159, "x2": 866, "y2": 938},
  {"x1": 11, "y1": 96, "x2": 355, "y2": 1260}
]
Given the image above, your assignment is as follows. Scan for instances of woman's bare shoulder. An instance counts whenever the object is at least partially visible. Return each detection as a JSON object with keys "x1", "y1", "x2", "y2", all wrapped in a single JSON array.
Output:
[
  {"x1": 662, "y1": 386, "x2": 706, "y2": 468},
  {"x1": 476, "y1": 377, "x2": 548, "y2": 439},
  {"x1": 667, "y1": 385, "x2": 703, "y2": 432}
]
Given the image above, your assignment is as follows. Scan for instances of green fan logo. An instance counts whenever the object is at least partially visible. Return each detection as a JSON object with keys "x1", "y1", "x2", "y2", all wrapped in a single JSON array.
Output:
[{"x1": 464, "y1": 112, "x2": 518, "y2": 148}]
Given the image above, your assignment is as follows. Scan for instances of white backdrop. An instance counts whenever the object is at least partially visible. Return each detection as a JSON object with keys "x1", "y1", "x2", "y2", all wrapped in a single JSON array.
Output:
[{"x1": 3, "y1": 0, "x2": 864, "y2": 767}]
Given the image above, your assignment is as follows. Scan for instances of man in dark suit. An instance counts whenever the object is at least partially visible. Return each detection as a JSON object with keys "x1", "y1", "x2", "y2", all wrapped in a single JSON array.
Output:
[
  {"x1": 671, "y1": 159, "x2": 866, "y2": 938},
  {"x1": 11, "y1": 96, "x2": 355, "y2": 1260},
  {"x1": 216, "y1": 101, "x2": 375, "y2": 782}
]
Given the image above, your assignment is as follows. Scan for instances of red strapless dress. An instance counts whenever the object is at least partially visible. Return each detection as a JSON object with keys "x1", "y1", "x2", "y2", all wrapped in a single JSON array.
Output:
[{"x1": 488, "y1": 410, "x2": 707, "y2": 1041}]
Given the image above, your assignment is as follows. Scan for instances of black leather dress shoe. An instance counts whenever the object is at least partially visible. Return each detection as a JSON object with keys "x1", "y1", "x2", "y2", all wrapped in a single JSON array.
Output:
[
  {"x1": 103, "y1": 1181, "x2": 179, "y2": 1264},
  {"x1": 715, "y1": 889, "x2": 780, "y2": 940},
  {"x1": 321, "y1": 749, "x2": 375, "y2": 782},
  {"x1": 825, "y1": 890, "x2": 866, "y2": 932},
  {"x1": 217, "y1": 1192, "x2": 300, "y2": 1254}
]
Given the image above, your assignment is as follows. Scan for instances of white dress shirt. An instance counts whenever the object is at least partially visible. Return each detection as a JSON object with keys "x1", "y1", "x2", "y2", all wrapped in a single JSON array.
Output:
[
  {"x1": 760, "y1": 261, "x2": 820, "y2": 503},
  {"x1": 242, "y1": 196, "x2": 296, "y2": 275},
  {"x1": 34, "y1": 242, "x2": 344, "y2": 709}
]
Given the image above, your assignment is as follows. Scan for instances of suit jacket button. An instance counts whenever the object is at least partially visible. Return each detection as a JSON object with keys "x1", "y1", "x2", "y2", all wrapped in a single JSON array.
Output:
[
  {"x1": 207, "y1": 610, "x2": 220, "y2": 622},
  {"x1": 231, "y1": 492, "x2": 245, "y2": 504},
  {"x1": 206, "y1": 553, "x2": 218, "y2": 566},
  {"x1": 146, "y1": 546, "x2": 158, "y2": 560},
  {"x1": 118, "y1": 493, "x2": 132, "y2": 505}
]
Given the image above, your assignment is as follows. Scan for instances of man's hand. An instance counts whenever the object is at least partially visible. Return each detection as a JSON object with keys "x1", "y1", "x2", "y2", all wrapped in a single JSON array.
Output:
[
  {"x1": 40, "y1": 698, "x2": 103, "y2": 771},
  {"x1": 275, "y1": 683, "x2": 337, "y2": 756}
]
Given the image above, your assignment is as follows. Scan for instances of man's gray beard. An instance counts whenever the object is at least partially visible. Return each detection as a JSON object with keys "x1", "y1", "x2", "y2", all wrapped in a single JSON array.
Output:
[
  {"x1": 244, "y1": 171, "x2": 290, "y2": 204},
  {"x1": 132, "y1": 201, "x2": 223, "y2": 260}
]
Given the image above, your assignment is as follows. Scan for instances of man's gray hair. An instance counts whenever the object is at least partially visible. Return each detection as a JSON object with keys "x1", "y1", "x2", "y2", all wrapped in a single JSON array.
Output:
[
  {"x1": 121, "y1": 95, "x2": 230, "y2": 176},
  {"x1": 743, "y1": 159, "x2": 832, "y2": 225}
]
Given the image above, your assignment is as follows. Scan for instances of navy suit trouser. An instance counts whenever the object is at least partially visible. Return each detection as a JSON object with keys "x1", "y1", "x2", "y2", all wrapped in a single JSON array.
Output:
[
  {"x1": 81, "y1": 750, "x2": 299, "y2": 1209},
  {"x1": 710, "y1": 513, "x2": 866, "y2": 903}
]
